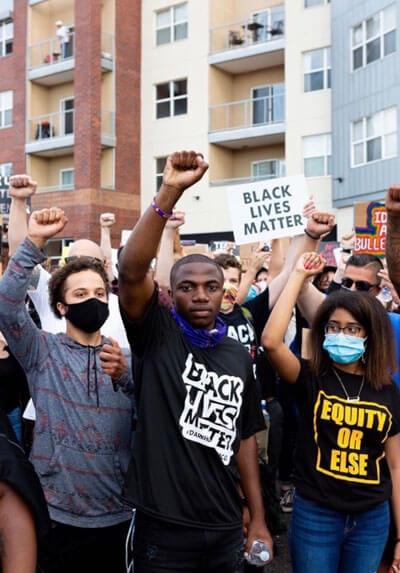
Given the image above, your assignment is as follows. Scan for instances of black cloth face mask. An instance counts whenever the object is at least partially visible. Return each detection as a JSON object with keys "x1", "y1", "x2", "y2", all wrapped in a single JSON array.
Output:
[{"x1": 65, "y1": 298, "x2": 109, "y2": 334}]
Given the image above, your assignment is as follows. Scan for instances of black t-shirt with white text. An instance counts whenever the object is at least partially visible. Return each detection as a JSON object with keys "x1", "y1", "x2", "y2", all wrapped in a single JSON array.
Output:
[
  {"x1": 121, "y1": 290, "x2": 265, "y2": 529},
  {"x1": 293, "y1": 360, "x2": 400, "y2": 513}
]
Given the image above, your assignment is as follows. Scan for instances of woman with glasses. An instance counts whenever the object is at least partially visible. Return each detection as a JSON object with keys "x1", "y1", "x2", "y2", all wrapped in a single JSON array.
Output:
[{"x1": 262, "y1": 252, "x2": 400, "y2": 573}]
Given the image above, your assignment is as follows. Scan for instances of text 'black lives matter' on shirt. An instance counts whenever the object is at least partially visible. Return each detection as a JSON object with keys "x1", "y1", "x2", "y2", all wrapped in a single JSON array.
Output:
[
  {"x1": 292, "y1": 360, "x2": 400, "y2": 513},
  {"x1": 121, "y1": 289, "x2": 265, "y2": 530}
]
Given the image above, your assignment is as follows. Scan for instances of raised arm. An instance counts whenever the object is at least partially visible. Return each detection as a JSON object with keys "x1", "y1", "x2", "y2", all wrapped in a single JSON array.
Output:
[
  {"x1": 236, "y1": 245, "x2": 270, "y2": 305},
  {"x1": 261, "y1": 253, "x2": 325, "y2": 383},
  {"x1": 386, "y1": 186, "x2": 400, "y2": 296},
  {"x1": 154, "y1": 210, "x2": 185, "y2": 292},
  {"x1": 119, "y1": 151, "x2": 208, "y2": 320},
  {"x1": 8, "y1": 175, "x2": 37, "y2": 256}
]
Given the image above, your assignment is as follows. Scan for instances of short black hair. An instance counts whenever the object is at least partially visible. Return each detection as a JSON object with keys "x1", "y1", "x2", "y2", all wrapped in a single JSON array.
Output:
[
  {"x1": 346, "y1": 254, "x2": 383, "y2": 273},
  {"x1": 170, "y1": 254, "x2": 224, "y2": 289},
  {"x1": 255, "y1": 267, "x2": 268, "y2": 281},
  {"x1": 49, "y1": 259, "x2": 110, "y2": 318}
]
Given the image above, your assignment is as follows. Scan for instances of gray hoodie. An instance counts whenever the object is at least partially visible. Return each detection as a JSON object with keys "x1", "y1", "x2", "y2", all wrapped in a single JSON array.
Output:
[{"x1": 0, "y1": 238, "x2": 134, "y2": 527}]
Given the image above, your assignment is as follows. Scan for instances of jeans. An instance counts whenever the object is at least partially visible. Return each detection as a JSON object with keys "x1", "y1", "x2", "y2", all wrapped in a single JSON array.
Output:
[
  {"x1": 7, "y1": 406, "x2": 22, "y2": 443},
  {"x1": 133, "y1": 511, "x2": 244, "y2": 572},
  {"x1": 290, "y1": 493, "x2": 389, "y2": 573}
]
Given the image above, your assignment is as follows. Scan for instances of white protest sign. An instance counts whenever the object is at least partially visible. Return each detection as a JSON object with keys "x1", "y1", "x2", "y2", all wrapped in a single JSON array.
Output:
[{"x1": 226, "y1": 175, "x2": 309, "y2": 244}]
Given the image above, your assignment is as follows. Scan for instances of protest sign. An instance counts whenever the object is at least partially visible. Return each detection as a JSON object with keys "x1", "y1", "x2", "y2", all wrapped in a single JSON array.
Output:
[
  {"x1": 354, "y1": 202, "x2": 386, "y2": 257},
  {"x1": 319, "y1": 241, "x2": 340, "y2": 266},
  {"x1": 0, "y1": 175, "x2": 10, "y2": 215},
  {"x1": 226, "y1": 175, "x2": 308, "y2": 244}
]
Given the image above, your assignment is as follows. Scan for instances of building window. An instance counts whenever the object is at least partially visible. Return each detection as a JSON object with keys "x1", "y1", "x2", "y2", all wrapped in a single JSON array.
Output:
[
  {"x1": 252, "y1": 159, "x2": 286, "y2": 180},
  {"x1": 352, "y1": 4, "x2": 396, "y2": 71},
  {"x1": 305, "y1": 0, "x2": 330, "y2": 6},
  {"x1": 304, "y1": 47, "x2": 331, "y2": 92},
  {"x1": 60, "y1": 168, "x2": 74, "y2": 189},
  {"x1": 156, "y1": 3, "x2": 188, "y2": 46},
  {"x1": 351, "y1": 107, "x2": 397, "y2": 167},
  {"x1": 156, "y1": 157, "x2": 167, "y2": 191},
  {"x1": 303, "y1": 134, "x2": 331, "y2": 177},
  {"x1": 0, "y1": 91, "x2": 12, "y2": 128},
  {"x1": 156, "y1": 79, "x2": 187, "y2": 118},
  {"x1": 0, "y1": 19, "x2": 13, "y2": 57},
  {"x1": 47, "y1": 237, "x2": 74, "y2": 265}
]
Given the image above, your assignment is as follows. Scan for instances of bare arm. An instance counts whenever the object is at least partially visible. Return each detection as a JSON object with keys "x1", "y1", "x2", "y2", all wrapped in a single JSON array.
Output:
[
  {"x1": 154, "y1": 210, "x2": 185, "y2": 292},
  {"x1": 99, "y1": 213, "x2": 116, "y2": 284},
  {"x1": 236, "y1": 245, "x2": 270, "y2": 305},
  {"x1": 119, "y1": 151, "x2": 208, "y2": 321},
  {"x1": 385, "y1": 433, "x2": 400, "y2": 571},
  {"x1": 296, "y1": 280, "x2": 325, "y2": 324},
  {"x1": 262, "y1": 253, "x2": 325, "y2": 383},
  {"x1": 8, "y1": 176, "x2": 37, "y2": 256},
  {"x1": 386, "y1": 186, "x2": 400, "y2": 296},
  {"x1": 267, "y1": 238, "x2": 289, "y2": 281}
]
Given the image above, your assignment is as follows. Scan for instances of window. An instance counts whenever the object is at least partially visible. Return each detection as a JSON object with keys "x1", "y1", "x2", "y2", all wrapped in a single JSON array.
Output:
[
  {"x1": 47, "y1": 237, "x2": 74, "y2": 264},
  {"x1": 0, "y1": 91, "x2": 12, "y2": 128},
  {"x1": 305, "y1": 0, "x2": 330, "y2": 6},
  {"x1": 156, "y1": 3, "x2": 188, "y2": 46},
  {"x1": 60, "y1": 98, "x2": 74, "y2": 135},
  {"x1": 351, "y1": 107, "x2": 397, "y2": 167},
  {"x1": 252, "y1": 84, "x2": 284, "y2": 125},
  {"x1": 304, "y1": 47, "x2": 331, "y2": 92},
  {"x1": 156, "y1": 79, "x2": 187, "y2": 118},
  {"x1": 303, "y1": 134, "x2": 332, "y2": 177},
  {"x1": 0, "y1": 19, "x2": 13, "y2": 57},
  {"x1": 252, "y1": 159, "x2": 286, "y2": 180},
  {"x1": 352, "y1": 4, "x2": 396, "y2": 71},
  {"x1": 156, "y1": 157, "x2": 167, "y2": 191},
  {"x1": 60, "y1": 168, "x2": 74, "y2": 189}
]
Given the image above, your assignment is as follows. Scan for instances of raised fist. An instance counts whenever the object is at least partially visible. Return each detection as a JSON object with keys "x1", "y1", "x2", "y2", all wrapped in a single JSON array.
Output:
[
  {"x1": 249, "y1": 244, "x2": 271, "y2": 272},
  {"x1": 163, "y1": 151, "x2": 209, "y2": 193},
  {"x1": 28, "y1": 207, "x2": 68, "y2": 247},
  {"x1": 303, "y1": 196, "x2": 317, "y2": 219},
  {"x1": 165, "y1": 210, "x2": 186, "y2": 231},
  {"x1": 100, "y1": 213, "x2": 116, "y2": 228},
  {"x1": 9, "y1": 175, "x2": 37, "y2": 200},
  {"x1": 295, "y1": 252, "x2": 326, "y2": 277},
  {"x1": 386, "y1": 186, "x2": 400, "y2": 217},
  {"x1": 306, "y1": 212, "x2": 336, "y2": 240}
]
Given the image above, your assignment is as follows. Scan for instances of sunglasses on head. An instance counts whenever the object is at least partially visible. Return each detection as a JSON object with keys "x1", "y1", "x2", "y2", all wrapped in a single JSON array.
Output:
[
  {"x1": 65, "y1": 255, "x2": 103, "y2": 265},
  {"x1": 341, "y1": 277, "x2": 379, "y2": 292}
]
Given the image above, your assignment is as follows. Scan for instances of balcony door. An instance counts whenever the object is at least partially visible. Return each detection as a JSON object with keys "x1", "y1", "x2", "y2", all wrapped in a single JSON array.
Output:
[
  {"x1": 251, "y1": 84, "x2": 284, "y2": 125},
  {"x1": 60, "y1": 97, "x2": 74, "y2": 136}
]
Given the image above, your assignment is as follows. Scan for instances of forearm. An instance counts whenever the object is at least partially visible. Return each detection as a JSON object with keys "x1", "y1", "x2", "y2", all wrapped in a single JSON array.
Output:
[
  {"x1": 386, "y1": 215, "x2": 400, "y2": 295},
  {"x1": 8, "y1": 199, "x2": 28, "y2": 256},
  {"x1": 236, "y1": 436, "x2": 265, "y2": 521},
  {"x1": 112, "y1": 350, "x2": 135, "y2": 396},
  {"x1": 119, "y1": 185, "x2": 182, "y2": 285},
  {"x1": 297, "y1": 281, "x2": 325, "y2": 324},
  {"x1": 268, "y1": 238, "x2": 289, "y2": 280},
  {"x1": 154, "y1": 229, "x2": 175, "y2": 291},
  {"x1": 100, "y1": 227, "x2": 115, "y2": 283},
  {"x1": 237, "y1": 268, "x2": 256, "y2": 305}
]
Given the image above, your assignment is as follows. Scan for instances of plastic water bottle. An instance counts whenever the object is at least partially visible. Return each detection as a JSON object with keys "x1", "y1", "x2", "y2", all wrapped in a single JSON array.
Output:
[{"x1": 245, "y1": 540, "x2": 271, "y2": 567}]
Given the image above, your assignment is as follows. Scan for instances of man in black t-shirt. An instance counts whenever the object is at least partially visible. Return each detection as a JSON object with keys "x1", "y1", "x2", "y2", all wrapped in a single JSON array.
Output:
[{"x1": 119, "y1": 151, "x2": 273, "y2": 572}]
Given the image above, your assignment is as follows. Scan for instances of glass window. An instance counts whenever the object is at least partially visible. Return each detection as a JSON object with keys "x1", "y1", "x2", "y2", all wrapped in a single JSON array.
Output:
[
  {"x1": 303, "y1": 47, "x2": 331, "y2": 92},
  {"x1": 156, "y1": 79, "x2": 187, "y2": 119},
  {"x1": 0, "y1": 19, "x2": 13, "y2": 58},
  {"x1": 156, "y1": 157, "x2": 167, "y2": 191},
  {"x1": 60, "y1": 169, "x2": 74, "y2": 189},
  {"x1": 0, "y1": 90, "x2": 12, "y2": 128},
  {"x1": 351, "y1": 106, "x2": 397, "y2": 167},
  {"x1": 352, "y1": 4, "x2": 396, "y2": 71},
  {"x1": 251, "y1": 159, "x2": 285, "y2": 180},
  {"x1": 156, "y1": 3, "x2": 188, "y2": 46},
  {"x1": 303, "y1": 133, "x2": 331, "y2": 177},
  {"x1": 304, "y1": 0, "x2": 330, "y2": 7}
]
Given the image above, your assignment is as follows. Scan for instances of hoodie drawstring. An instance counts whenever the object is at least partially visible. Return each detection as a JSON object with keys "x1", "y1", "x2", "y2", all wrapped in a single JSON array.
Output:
[{"x1": 87, "y1": 346, "x2": 100, "y2": 411}]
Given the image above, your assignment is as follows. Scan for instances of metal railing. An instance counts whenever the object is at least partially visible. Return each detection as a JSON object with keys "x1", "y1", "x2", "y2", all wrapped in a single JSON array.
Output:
[
  {"x1": 209, "y1": 7, "x2": 284, "y2": 54},
  {"x1": 28, "y1": 32, "x2": 75, "y2": 69},
  {"x1": 209, "y1": 93, "x2": 285, "y2": 133},
  {"x1": 210, "y1": 168, "x2": 286, "y2": 187},
  {"x1": 27, "y1": 110, "x2": 74, "y2": 143}
]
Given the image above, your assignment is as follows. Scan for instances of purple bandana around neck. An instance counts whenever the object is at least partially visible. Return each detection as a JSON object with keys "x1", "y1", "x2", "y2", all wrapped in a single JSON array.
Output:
[{"x1": 171, "y1": 307, "x2": 227, "y2": 348}]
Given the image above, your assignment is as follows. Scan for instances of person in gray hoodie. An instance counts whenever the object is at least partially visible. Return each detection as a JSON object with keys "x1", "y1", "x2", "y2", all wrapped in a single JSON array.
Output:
[{"x1": 0, "y1": 206, "x2": 134, "y2": 573}]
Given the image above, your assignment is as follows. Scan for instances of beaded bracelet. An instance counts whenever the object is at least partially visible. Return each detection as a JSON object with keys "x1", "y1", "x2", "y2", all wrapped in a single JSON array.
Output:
[{"x1": 151, "y1": 197, "x2": 173, "y2": 219}]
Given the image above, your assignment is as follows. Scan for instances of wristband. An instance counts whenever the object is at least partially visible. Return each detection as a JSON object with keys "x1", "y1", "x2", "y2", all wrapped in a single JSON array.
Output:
[
  {"x1": 151, "y1": 198, "x2": 173, "y2": 219},
  {"x1": 341, "y1": 248, "x2": 352, "y2": 254},
  {"x1": 304, "y1": 228, "x2": 320, "y2": 240}
]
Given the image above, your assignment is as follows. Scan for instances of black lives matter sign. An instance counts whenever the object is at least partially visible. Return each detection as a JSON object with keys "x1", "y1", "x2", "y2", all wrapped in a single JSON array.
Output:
[{"x1": 227, "y1": 175, "x2": 308, "y2": 244}]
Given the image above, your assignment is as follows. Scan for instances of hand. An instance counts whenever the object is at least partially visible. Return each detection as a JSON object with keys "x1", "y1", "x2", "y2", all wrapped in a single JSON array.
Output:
[
  {"x1": 165, "y1": 210, "x2": 185, "y2": 231},
  {"x1": 340, "y1": 231, "x2": 355, "y2": 251},
  {"x1": 99, "y1": 338, "x2": 128, "y2": 380},
  {"x1": 28, "y1": 208, "x2": 68, "y2": 248},
  {"x1": 242, "y1": 506, "x2": 251, "y2": 537},
  {"x1": 391, "y1": 540, "x2": 400, "y2": 573},
  {"x1": 303, "y1": 196, "x2": 317, "y2": 219},
  {"x1": 162, "y1": 151, "x2": 209, "y2": 193},
  {"x1": 386, "y1": 186, "x2": 400, "y2": 218},
  {"x1": 249, "y1": 244, "x2": 271, "y2": 273},
  {"x1": 307, "y1": 212, "x2": 336, "y2": 239},
  {"x1": 245, "y1": 518, "x2": 273, "y2": 562},
  {"x1": 100, "y1": 212, "x2": 116, "y2": 228},
  {"x1": 378, "y1": 269, "x2": 400, "y2": 305},
  {"x1": 9, "y1": 175, "x2": 37, "y2": 200},
  {"x1": 295, "y1": 252, "x2": 326, "y2": 277}
]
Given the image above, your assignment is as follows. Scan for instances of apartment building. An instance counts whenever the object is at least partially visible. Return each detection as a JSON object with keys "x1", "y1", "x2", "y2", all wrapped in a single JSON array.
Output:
[{"x1": 0, "y1": 0, "x2": 141, "y2": 258}]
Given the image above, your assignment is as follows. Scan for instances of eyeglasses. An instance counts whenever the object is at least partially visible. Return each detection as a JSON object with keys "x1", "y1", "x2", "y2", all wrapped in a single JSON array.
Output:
[
  {"x1": 341, "y1": 278, "x2": 379, "y2": 292},
  {"x1": 65, "y1": 255, "x2": 103, "y2": 265},
  {"x1": 325, "y1": 322, "x2": 363, "y2": 336}
]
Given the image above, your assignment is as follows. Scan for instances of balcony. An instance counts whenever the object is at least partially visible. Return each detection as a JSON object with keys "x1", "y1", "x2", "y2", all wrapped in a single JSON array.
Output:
[
  {"x1": 28, "y1": 33, "x2": 114, "y2": 86},
  {"x1": 209, "y1": 93, "x2": 285, "y2": 149},
  {"x1": 210, "y1": 165, "x2": 286, "y2": 187},
  {"x1": 209, "y1": 7, "x2": 284, "y2": 74}
]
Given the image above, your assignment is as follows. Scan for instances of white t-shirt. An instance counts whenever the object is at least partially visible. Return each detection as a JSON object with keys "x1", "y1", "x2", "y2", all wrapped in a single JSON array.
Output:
[{"x1": 56, "y1": 26, "x2": 70, "y2": 44}]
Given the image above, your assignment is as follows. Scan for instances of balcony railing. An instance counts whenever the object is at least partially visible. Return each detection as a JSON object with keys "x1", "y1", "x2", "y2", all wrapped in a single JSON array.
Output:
[
  {"x1": 209, "y1": 7, "x2": 284, "y2": 54},
  {"x1": 28, "y1": 32, "x2": 75, "y2": 69},
  {"x1": 211, "y1": 169, "x2": 286, "y2": 187},
  {"x1": 209, "y1": 94, "x2": 284, "y2": 133},
  {"x1": 27, "y1": 110, "x2": 74, "y2": 143}
]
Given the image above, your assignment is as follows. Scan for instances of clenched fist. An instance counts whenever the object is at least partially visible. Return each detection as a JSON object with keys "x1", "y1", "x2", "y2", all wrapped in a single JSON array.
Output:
[
  {"x1": 100, "y1": 213, "x2": 116, "y2": 228},
  {"x1": 9, "y1": 175, "x2": 37, "y2": 200},
  {"x1": 162, "y1": 151, "x2": 209, "y2": 194},
  {"x1": 306, "y1": 212, "x2": 336, "y2": 240},
  {"x1": 386, "y1": 186, "x2": 400, "y2": 218},
  {"x1": 28, "y1": 207, "x2": 68, "y2": 249}
]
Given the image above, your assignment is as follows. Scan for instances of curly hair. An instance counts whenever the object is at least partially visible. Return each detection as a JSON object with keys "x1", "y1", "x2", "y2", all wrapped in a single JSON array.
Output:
[{"x1": 48, "y1": 259, "x2": 110, "y2": 318}]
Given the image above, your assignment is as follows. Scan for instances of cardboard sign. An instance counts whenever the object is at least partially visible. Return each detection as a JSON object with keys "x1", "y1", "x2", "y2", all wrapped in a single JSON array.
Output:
[
  {"x1": 226, "y1": 175, "x2": 308, "y2": 244},
  {"x1": 319, "y1": 241, "x2": 340, "y2": 267},
  {"x1": 354, "y1": 202, "x2": 386, "y2": 257}
]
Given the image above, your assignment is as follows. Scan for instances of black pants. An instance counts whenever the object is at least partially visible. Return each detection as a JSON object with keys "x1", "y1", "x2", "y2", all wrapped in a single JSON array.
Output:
[
  {"x1": 39, "y1": 519, "x2": 130, "y2": 573},
  {"x1": 132, "y1": 511, "x2": 244, "y2": 572}
]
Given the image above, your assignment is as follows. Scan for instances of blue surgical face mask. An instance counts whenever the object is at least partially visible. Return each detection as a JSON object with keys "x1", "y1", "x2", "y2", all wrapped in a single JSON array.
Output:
[{"x1": 322, "y1": 333, "x2": 366, "y2": 365}]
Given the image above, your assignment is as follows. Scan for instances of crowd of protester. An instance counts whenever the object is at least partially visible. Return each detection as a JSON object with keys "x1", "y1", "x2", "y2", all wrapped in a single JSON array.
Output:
[{"x1": 0, "y1": 151, "x2": 400, "y2": 572}]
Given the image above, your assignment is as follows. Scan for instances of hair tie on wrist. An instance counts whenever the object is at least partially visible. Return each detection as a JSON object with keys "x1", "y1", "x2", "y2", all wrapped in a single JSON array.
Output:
[
  {"x1": 151, "y1": 198, "x2": 173, "y2": 219},
  {"x1": 304, "y1": 228, "x2": 319, "y2": 240}
]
